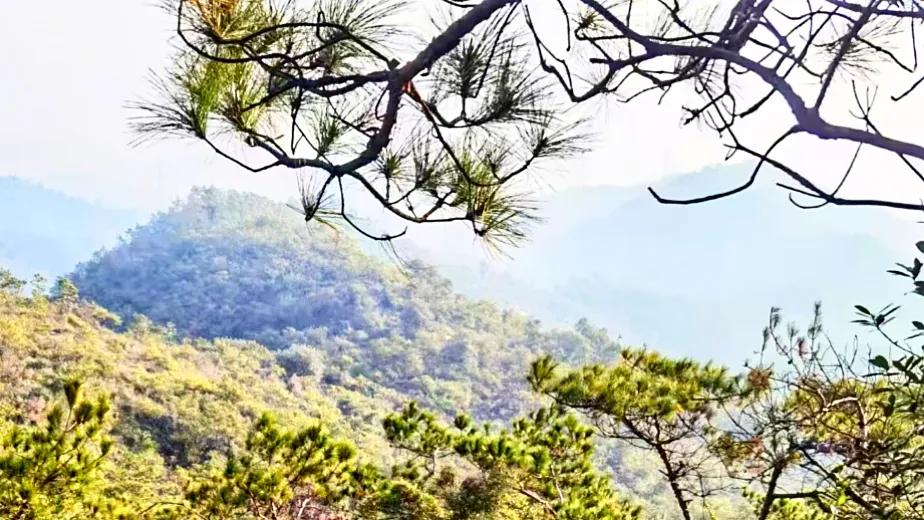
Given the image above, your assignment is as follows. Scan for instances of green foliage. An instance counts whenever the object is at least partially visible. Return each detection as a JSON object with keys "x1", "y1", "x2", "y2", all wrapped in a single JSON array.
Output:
[
  {"x1": 71, "y1": 188, "x2": 617, "y2": 421},
  {"x1": 0, "y1": 281, "x2": 389, "y2": 481},
  {"x1": 9, "y1": 201, "x2": 924, "y2": 519},
  {"x1": 182, "y1": 413, "x2": 379, "y2": 519},
  {"x1": 172, "y1": 398, "x2": 642, "y2": 520},
  {"x1": 0, "y1": 269, "x2": 640, "y2": 519},
  {"x1": 9, "y1": 267, "x2": 923, "y2": 519},
  {"x1": 29, "y1": 274, "x2": 47, "y2": 301},
  {"x1": 530, "y1": 349, "x2": 742, "y2": 420},
  {"x1": 0, "y1": 268, "x2": 26, "y2": 295},
  {"x1": 51, "y1": 277, "x2": 79, "y2": 306},
  {"x1": 741, "y1": 491, "x2": 829, "y2": 520},
  {"x1": 529, "y1": 350, "x2": 744, "y2": 520},
  {"x1": 0, "y1": 381, "x2": 127, "y2": 520},
  {"x1": 382, "y1": 402, "x2": 641, "y2": 520},
  {"x1": 0, "y1": 286, "x2": 653, "y2": 519},
  {"x1": 709, "y1": 299, "x2": 924, "y2": 520},
  {"x1": 137, "y1": 0, "x2": 584, "y2": 246}
]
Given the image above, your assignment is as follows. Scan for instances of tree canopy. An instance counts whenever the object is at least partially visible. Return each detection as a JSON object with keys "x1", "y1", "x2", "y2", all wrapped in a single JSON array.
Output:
[
  {"x1": 71, "y1": 188, "x2": 618, "y2": 421},
  {"x1": 5, "y1": 237, "x2": 924, "y2": 517}
]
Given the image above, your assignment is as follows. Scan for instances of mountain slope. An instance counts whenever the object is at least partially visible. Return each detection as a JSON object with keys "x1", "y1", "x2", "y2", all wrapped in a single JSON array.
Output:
[
  {"x1": 8, "y1": 165, "x2": 912, "y2": 366},
  {"x1": 0, "y1": 274, "x2": 742, "y2": 520},
  {"x1": 71, "y1": 187, "x2": 617, "y2": 420},
  {"x1": 0, "y1": 290, "x2": 398, "y2": 473},
  {"x1": 402, "y1": 165, "x2": 910, "y2": 363}
]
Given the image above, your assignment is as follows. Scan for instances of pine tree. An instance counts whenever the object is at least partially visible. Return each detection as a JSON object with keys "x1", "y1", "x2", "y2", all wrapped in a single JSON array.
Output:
[
  {"x1": 181, "y1": 412, "x2": 379, "y2": 519},
  {"x1": 0, "y1": 381, "x2": 126, "y2": 520},
  {"x1": 528, "y1": 350, "x2": 744, "y2": 520},
  {"x1": 383, "y1": 401, "x2": 642, "y2": 520}
]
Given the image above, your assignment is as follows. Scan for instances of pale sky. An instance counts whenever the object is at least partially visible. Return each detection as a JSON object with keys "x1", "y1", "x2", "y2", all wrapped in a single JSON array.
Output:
[{"x1": 1, "y1": 0, "x2": 921, "y2": 216}]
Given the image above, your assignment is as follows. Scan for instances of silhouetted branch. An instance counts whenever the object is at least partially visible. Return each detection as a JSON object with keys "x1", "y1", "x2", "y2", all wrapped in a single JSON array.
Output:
[{"x1": 139, "y1": 0, "x2": 924, "y2": 245}]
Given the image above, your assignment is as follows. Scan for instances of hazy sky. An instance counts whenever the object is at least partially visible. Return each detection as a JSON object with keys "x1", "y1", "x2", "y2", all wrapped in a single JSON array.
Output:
[{"x1": 1, "y1": 0, "x2": 921, "y2": 216}]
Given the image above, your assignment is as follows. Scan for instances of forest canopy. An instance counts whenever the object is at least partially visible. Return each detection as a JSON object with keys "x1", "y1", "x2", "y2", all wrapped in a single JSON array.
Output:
[
  {"x1": 4, "y1": 252, "x2": 924, "y2": 518},
  {"x1": 71, "y1": 188, "x2": 618, "y2": 420}
]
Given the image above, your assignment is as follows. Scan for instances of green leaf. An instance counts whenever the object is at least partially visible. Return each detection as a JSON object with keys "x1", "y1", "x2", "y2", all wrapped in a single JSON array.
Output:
[
  {"x1": 885, "y1": 393, "x2": 898, "y2": 417},
  {"x1": 836, "y1": 491, "x2": 848, "y2": 506},
  {"x1": 854, "y1": 305, "x2": 872, "y2": 316},
  {"x1": 916, "y1": 241, "x2": 924, "y2": 255},
  {"x1": 870, "y1": 355, "x2": 890, "y2": 370}
]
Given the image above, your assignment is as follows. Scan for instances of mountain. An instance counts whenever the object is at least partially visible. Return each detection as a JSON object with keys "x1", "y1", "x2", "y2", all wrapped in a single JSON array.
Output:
[
  {"x1": 0, "y1": 290, "x2": 390, "y2": 465},
  {"x1": 0, "y1": 269, "x2": 741, "y2": 520},
  {"x1": 4, "y1": 178, "x2": 915, "y2": 520},
  {"x1": 0, "y1": 187, "x2": 734, "y2": 518},
  {"x1": 400, "y1": 165, "x2": 914, "y2": 364},
  {"x1": 0, "y1": 176, "x2": 143, "y2": 278},
  {"x1": 6, "y1": 167, "x2": 915, "y2": 366},
  {"x1": 71, "y1": 187, "x2": 618, "y2": 421}
]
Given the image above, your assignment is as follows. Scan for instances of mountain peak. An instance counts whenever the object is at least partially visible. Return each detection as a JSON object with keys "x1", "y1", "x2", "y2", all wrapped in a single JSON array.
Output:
[{"x1": 70, "y1": 187, "x2": 616, "y2": 421}]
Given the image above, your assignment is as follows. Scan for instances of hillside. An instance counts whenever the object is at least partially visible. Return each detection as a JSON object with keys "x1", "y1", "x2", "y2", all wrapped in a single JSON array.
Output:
[
  {"x1": 402, "y1": 165, "x2": 909, "y2": 362},
  {"x1": 5, "y1": 169, "x2": 912, "y2": 365},
  {"x1": 0, "y1": 289, "x2": 744, "y2": 519},
  {"x1": 71, "y1": 187, "x2": 617, "y2": 421},
  {"x1": 3, "y1": 185, "x2": 911, "y2": 519},
  {"x1": 0, "y1": 288, "x2": 407, "y2": 503}
]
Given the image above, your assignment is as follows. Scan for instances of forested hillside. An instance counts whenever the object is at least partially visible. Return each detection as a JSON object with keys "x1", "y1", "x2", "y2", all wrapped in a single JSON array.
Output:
[
  {"x1": 7, "y1": 174, "x2": 911, "y2": 368},
  {"x1": 5, "y1": 0, "x2": 924, "y2": 515},
  {"x1": 0, "y1": 289, "x2": 659, "y2": 519},
  {"x1": 72, "y1": 188, "x2": 617, "y2": 420},
  {"x1": 0, "y1": 287, "x2": 367, "y2": 515},
  {"x1": 6, "y1": 275, "x2": 921, "y2": 519}
]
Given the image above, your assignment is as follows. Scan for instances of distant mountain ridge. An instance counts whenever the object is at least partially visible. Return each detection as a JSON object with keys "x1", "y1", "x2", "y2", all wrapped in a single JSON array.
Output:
[
  {"x1": 0, "y1": 176, "x2": 143, "y2": 278},
  {"x1": 398, "y1": 166, "x2": 914, "y2": 363},
  {"x1": 3, "y1": 170, "x2": 916, "y2": 366}
]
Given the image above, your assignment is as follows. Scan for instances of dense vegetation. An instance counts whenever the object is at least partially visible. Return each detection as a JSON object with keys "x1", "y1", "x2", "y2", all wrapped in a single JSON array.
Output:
[
  {"x1": 0, "y1": 276, "x2": 661, "y2": 519},
  {"x1": 0, "y1": 271, "x2": 403, "y2": 466},
  {"x1": 3, "y1": 189, "x2": 923, "y2": 519},
  {"x1": 72, "y1": 188, "x2": 616, "y2": 420},
  {"x1": 4, "y1": 266, "x2": 923, "y2": 518},
  {"x1": 8, "y1": 0, "x2": 924, "y2": 516}
]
